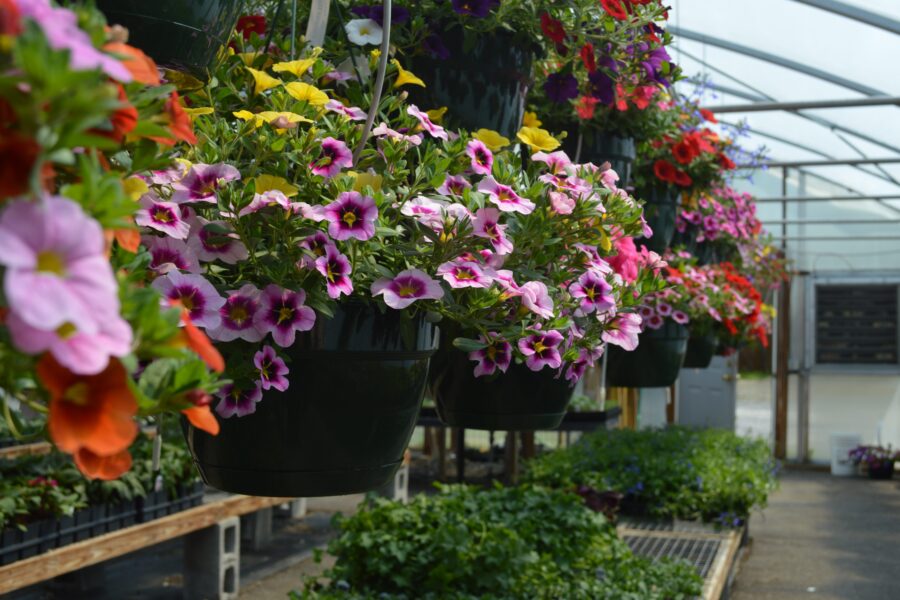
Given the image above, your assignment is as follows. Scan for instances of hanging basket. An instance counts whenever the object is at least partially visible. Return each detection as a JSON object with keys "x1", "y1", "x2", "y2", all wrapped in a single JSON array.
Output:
[
  {"x1": 635, "y1": 184, "x2": 677, "y2": 254},
  {"x1": 96, "y1": 0, "x2": 243, "y2": 76},
  {"x1": 682, "y1": 332, "x2": 718, "y2": 369},
  {"x1": 606, "y1": 321, "x2": 688, "y2": 388},
  {"x1": 563, "y1": 130, "x2": 636, "y2": 185},
  {"x1": 183, "y1": 304, "x2": 437, "y2": 497},
  {"x1": 429, "y1": 341, "x2": 574, "y2": 431},
  {"x1": 672, "y1": 226, "x2": 719, "y2": 265}
]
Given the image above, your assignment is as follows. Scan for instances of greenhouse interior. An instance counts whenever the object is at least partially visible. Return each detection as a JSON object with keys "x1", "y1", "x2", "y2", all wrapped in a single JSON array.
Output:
[{"x1": 1, "y1": 0, "x2": 899, "y2": 598}]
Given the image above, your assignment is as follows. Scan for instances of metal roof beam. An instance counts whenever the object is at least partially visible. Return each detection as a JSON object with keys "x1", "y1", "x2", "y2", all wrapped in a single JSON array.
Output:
[
  {"x1": 762, "y1": 219, "x2": 900, "y2": 225},
  {"x1": 770, "y1": 236, "x2": 900, "y2": 241},
  {"x1": 707, "y1": 96, "x2": 900, "y2": 113},
  {"x1": 789, "y1": 0, "x2": 900, "y2": 36},
  {"x1": 763, "y1": 158, "x2": 900, "y2": 168},
  {"x1": 756, "y1": 194, "x2": 900, "y2": 202}
]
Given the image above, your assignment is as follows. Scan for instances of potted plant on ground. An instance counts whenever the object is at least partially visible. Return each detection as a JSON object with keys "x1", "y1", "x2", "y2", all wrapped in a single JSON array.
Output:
[{"x1": 849, "y1": 445, "x2": 898, "y2": 480}]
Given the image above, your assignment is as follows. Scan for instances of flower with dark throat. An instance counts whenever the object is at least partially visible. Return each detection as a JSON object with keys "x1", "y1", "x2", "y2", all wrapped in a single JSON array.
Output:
[
  {"x1": 215, "y1": 383, "x2": 263, "y2": 418},
  {"x1": 315, "y1": 246, "x2": 354, "y2": 299},
  {"x1": 518, "y1": 330, "x2": 565, "y2": 371},
  {"x1": 309, "y1": 137, "x2": 353, "y2": 179},
  {"x1": 255, "y1": 284, "x2": 316, "y2": 347},
  {"x1": 152, "y1": 272, "x2": 226, "y2": 330},
  {"x1": 323, "y1": 191, "x2": 378, "y2": 241},
  {"x1": 207, "y1": 284, "x2": 264, "y2": 342},
  {"x1": 372, "y1": 269, "x2": 444, "y2": 309},
  {"x1": 469, "y1": 333, "x2": 512, "y2": 377},
  {"x1": 254, "y1": 345, "x2": 289, "y2": 392}
]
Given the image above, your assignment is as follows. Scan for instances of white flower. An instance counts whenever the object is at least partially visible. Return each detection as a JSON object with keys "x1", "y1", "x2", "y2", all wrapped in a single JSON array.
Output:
[{"x1": 345, "y1": 19, "x2": 383, "y2": 46}]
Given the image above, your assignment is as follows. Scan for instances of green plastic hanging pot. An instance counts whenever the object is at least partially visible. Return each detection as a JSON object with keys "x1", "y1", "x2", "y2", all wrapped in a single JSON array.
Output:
[
  {"x1": 606, "y1": 321, "x2": 688, "y2": 388},
  {"x1": 673, "y1": 227, "x2": 719, "y2": 265},
  {"x1": 562, "y1": 130, "x2": 636, "y2": 185},
  {"x1": 682, "y1": 332, "x2": 718, "y2": 369},
  {"x1": 96, "y1": 0, "x2": 243, "y2": 76},
  {"x1": 183, "y1": 304, "x2": 437, "y2": 497},
  {"x1": 409, "y1": 28, "x2": 534, "y2": 139},
  {"x1": 635, "y1": 184, "x2": 677, "y2": 254}
]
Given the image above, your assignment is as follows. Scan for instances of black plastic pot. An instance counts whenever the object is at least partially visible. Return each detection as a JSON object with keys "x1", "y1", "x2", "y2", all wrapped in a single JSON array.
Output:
[
  {"x1": 96, "y1": 0, "x2": 243, "y2": 76},
  {"x1": 136, "y1": 481, "x2": 204, "y2": 522},
  {"x1": 429, "y1": 346, "x2": 574, "y2": 431},
  {"x1": 606, "y1": 322, "x2": 689, "y2": 388},
  {"x1": 683, "y1": 333, "x2": 718, "y2": 369},
  {"x1": 635, "y1": 184, "x2": 677, "y2": 254},
  {"x1": 562, "y1": 130, "x2": 636, "y2": 185},
  {"x1": 410, "y1": 28, "x2": 534, "y2": 139},
  {"x1": 868, "y1": 461, "x2": 895, "y2": 480},
  {"x1": 184, "y1": 304, "x2": 438, "y2": 497},
  {"x1": 672, "y1": 226, "x2": 719, "y2": 265},
  {"x1": 0, "y1": 519, "x2": 56, "y2": 566}
]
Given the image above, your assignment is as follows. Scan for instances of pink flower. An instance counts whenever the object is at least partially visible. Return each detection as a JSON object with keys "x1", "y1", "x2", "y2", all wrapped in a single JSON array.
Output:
[
  {"x1": 532, "y1": 151, "x2": 572, "y2": 175},
  {"x1": 171, "y1": 163, "x2": 241, "y2": 204},
  {"x1": 465, "y1": 140, "x2": 493, "y2": 175},
  {"x1": 606, "y1": 236, "x2": 640, "y2": 282},
  {"x1": 645, "y1": 314, "x2": 664, "y2": 329},
  {"x1": 325, "y1": 99, "x2": 367, "y2": 120},
  {"x1": 297, "y1": 231, "x2": 337, "y2": 269},
  {"x1": 574, "y1": 244, "x2": 612, "y2": 273},
  {"x1": 565, "y1": 347, "x2": 602, "y2": 383},
  {"x1": 187, "y1": 217, "x2": 249, "y2": 264},
  {"x1": 477, "y1": 177, "x2": 535, "y2": 214},
  {"x1": 672, "y1": 310, "x2": 689, "y2": 325},
  {"x1": 437, "y1": 260, "x2": 494, "y2": 289},
  {"x1": 549, "y1": 191, "x2": 576, "y2": 215},
  {"x1": 471, "y1": 207, "x2": 513, "y2": 255},
  {"x1": 371, "y1": 269, "x2": 444, "y2": 309},
  {"x1": 215, "y1": 383, "x2": 263, "y2": 418},
  {"x1": 152, "y1": 272, "x2": 226, "y2": 329},
  {"x1": 518, "y1": 330, "x2": 564, "y2": 371},
  {"x1": 656, "y1": 302, "x2": 673, "y2": 317},
  {"x1": 602, "y1": 313, "x2": 642, "y2": 351},
  {"x1": 135, "y1": 193, "x2": 189, "y2": 239},
  {"x1": 143, "y1": 236, "x2": 201, "y2": 273},
  {"x1": 407, "y1": 105, "x2": 448, "y2": 140},
  {"x1": 309, "y1": 137, "x2": 353, "y2": 178},
  {"x1": 315, "y1": 246, "x2": 354, "y2": 299},
  {"x1": 520, "y1": 281, "x2": 554, "y2": 319},
  {"x1": 207, "y1": 284, "x2": 265, "y2": 342},
  {"x1": 255, "y1": 285, "x2": 316, "y2": 347},
  {"x1": 254, "y1": 345, "x2": 290, "y2": 392},
  {"x1": 239, "y1": 190, "x2": 292, "y2": 216},
  {"x1": 469, "y1": 333, "x2": 512, "y2": 377},
  {"x1": 372, "y1": 123, "x2": 423, "y2": 145},
  {"x1": 437, "y1": 174, "x2": 471, "y2": 196},
  {"x1": 569, "y1": 271, "x2": 615, "y2": 315},
  {"x1": 323, "y1": 191, "x2": 378, "y2": 241},
  {"x1": 495, "y1": 269, "x2": 522, "y2": 297},
  {"x1": 401, "y1": 196, "x2": 447, "y2": 231}
]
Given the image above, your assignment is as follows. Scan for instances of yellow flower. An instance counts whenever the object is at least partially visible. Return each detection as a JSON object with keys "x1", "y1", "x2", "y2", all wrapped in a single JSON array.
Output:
[
  {"x1": 233, "y1": 110, "x2": 311, "y2": 132},
  {"x1": 122, "y1": 176, "x2": 148, "y2": 201},
  {"x1": 391, "y1": 59, "x2": 425, "y2": 88},
  {"x1": 473, "y1": 129, "x2": 510, "y2": 152},
  {"x1": 272, "y1": 48, "x2": 322, "y2": 77},
  {"x1": 599, "y1": 229, "x2": 612, "y2": 253},
  {"x1": 349, "y1": 170, "x2": 383, "y2": 193},
  {"x1": 246, "y1": 67, "x2": 282, "y2": 95},
  {"x1": 183, "y1": 107, "x2": 215, "y2": 117},
  {"x1": 162, "y1": 69, "x2": 205, "y2": 91},
  {"x1": 523, "y1": 111, "x2": 542, "y2": 128},
  {"x1": 426, "y1": 107, "x2": 448, "y2": 123},
  {"x1": 283, "y1": 82, "x2": 330, "y2": 106},
  {"x1": 516, "y1": 126, "x2": 560, "y2": 153},
  {"x1": 253, "y1": 175, "x2": 299, "y2": 197}
]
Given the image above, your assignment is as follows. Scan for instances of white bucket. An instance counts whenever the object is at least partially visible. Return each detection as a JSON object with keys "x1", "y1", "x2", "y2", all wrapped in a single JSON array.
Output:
[{"x1": 830, "y1": 433, "x2": 861, "y2": 476}]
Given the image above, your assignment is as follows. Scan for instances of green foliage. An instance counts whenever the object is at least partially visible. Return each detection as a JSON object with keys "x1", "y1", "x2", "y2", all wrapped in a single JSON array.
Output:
[{"x1": 525, "y1": 427, "x2": 779, "y2": 525}]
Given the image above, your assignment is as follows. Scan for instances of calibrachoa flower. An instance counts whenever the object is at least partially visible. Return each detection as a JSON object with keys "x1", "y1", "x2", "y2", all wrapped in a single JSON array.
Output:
[
  {"x1": 315, "y1": 246, "x2": 354, "y2": 299},
  {"x1": 602, "y1": 312, "x2": 642, "y2": 351},
  {"x1": 239, "y1": 190, "x2": 291, "y2": 216},
  {"x1": 344, "y1": 18, "x2": 382, "y2": 45},
  {"x1": 451, "y1": 0, "x2": 497, "y2": 18},
  {"x1": 171, "y1": 163, "x2": 241, "y2": 203},
  {"x1": 152, "y1": 272, "x2": 225, "y2": 330},
  {"x1": 255, "y1": 284, "x2": 316, "y2": 347},
  {"x1": 206, "y1": 284, "x2": 264, "y2": 342},
  {"x1": 187, "y1": 217, "x2": 249, "y2": 264},
  {"x1": 323, "y1": 191, "x2": 378, "y2": 241},
  {"x1": 372, "y1": 123, "x2": 423, "y2": 145},
  {"x1": 569, "y1": 271, "x2": 615, "y2": 315},
  {"x1": 518, "y1": 330, "x2": 564, "y2": 371},
  {"x1": 0, "y1": 195, "x2": 119, "y2": 334},
  {"x1": 324, "y1": 99, "x2": 367, "y2": 121},
  {"x1": 135, "y1": 193, "x2": 189, "y2": 239},
  {"x1": 478, "y1": 177, "x2": 535, "y2": 214},
  {"x1": 549, "y1": 191, "x2": 576, "y2": 215},
  {"x1": 437, "y1": 174, "x2": 471, "y2": 196},
  {"x1": 253, "y1": 345, "x2": 290, "y2": 392},
  {"x1": 407, "y1": 105, "x2": 448, "y2": 140},
  {"x1": 309, "y1": 137, "x2": 353, "y2": 179},
  {"x1": 469, "y1": 333, "x2": 512, "y2": 377},
  {"x1": 297, "y1": 231, "x2": 337, "y2": 269},
  {"x1": 372, "y1": 269, "x2": 444, "y2": 309},
  {"x1": 566, "y1": 347, "x2": 602, "y2": 383},
  {"x1": 401, "y1": 195, "x2": 447, "y2": 231},
  {"x1": 215, "y1": 383, "x2": 263, "y2": 418},
  {"x1": 437, "y1": 260, "x2": 494, "y2": 289},
  {"x1": 471, "y1": 207, "x2": 513, "y2": 255},
  {"x1": 672, "y1": 310, "x2": 689, "y2": 324},
  {"x1": 465, "y1": 139, "x2": 493, "y2": 175},
  {"x1": 521, "y1": 281, "x2": 554, "y2": 319},
  {"x1": 143, "y1": 236, "x2": 201, "y2": 273},
  {"x1": 532, "y1": 151, "x2": 573, "y2": 176}
]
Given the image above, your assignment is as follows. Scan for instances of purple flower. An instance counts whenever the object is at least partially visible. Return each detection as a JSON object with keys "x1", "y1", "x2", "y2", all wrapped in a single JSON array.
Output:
[
  {"x1": 645, "y1": 314, "x2": 664, "y2": 329},
  {"x1": 469, "y1": 333, "x2": 512, "y2": 377},
  {"x1": 451, "y1": 0, "x2": 499, "y2": 18},
  {"x1": 187, "y1": 217, "x2": 249, "y2": 264},
  {"x1": 298, "y1": 231, "x2": 337, "y2": 269},
  {"x1": 437, "y1": 174, "x2": 472, "y2": 197},
  {"x1": 437, "y1": 260, "x2": 494, "y2": 289},
  {"x1": 569, "y1": 271, "x2": 615, "y2": 316},
  {"x1": 315, "y1": 246, "x2": 354, "y2": 299},
  {"x1": 407, "y1": 105, "x2": 448, "y2": 140},
  {"x1": 518, "y1": 330, "x2": 564, "y2": 371},
  {"x1": 310, "y1": 137, "x2": 353, "y2": 179},
  {"x1": 255, "y1": 284, "x2": 316, "y2": 347},
  {"x1": 143, "y1": 236, "x2": 201, "y2": 273},
  {"x1": 325, "y1": 100, "x2": 367, "y2": 121},
  {"x1": 642, "y1": 46, "x2": 672, "y2": 87},
  {"x1": 471, "y1": 208, "x2": 513, "y2": 255},
  {"x1": 372, "y1": 269, "x2": 444, "y2": 309},
  {"x1": 215, "y1": 383, "x2": 263, "y2": 418},
  {"x1": 575, "y1": 244, "x2": 612, "y2": 273},
  {"x1": 171, "y1": 163, "x2": 241, "y2": 204},
  {"x1": 239, "y1": 190, "x2": 291, "y2": 216},
  {"x1": 323, "y1": 191, "x2": 378, "y2": 241},
  {"x1": 602, "y1": 313, "x2": 642, "y2": 351},
  {"x1": 521, "y1": 281, "x2": 554, "y2": 319},
  {"x1": 135, "y1": 193, "x2": 189, "y2": 239},
  {"x1": 672, "y1": 310, "x2": 690, "y2": 325},
  {"x1": 589, "y1": 62, "x2": 616, "y2": 106},
  {"x1": 477, "y1": 177, "x2": 535, "y2": 214},
  {"x1": 152, "y1": 272, "x2": 226, "y2": 330},
  {"x1": 207, "y1": 284, "x2": 264, "y2": 343},
  {"x1": 254, "y1": 345, "x2": 290, "y2": 392},
  {"x1": 544, "y1": 73, "x2": 579, "y2": 104},
  {"x1": 466, "y1": 140, "x2": 493, "y2": 176},
  {"x1": 423, "y1": 33, "x2": 450, "y2": 60},
  {"x1": 565, "y1": 347, "x2": 602, "y2": 383},
  {"x1": 401, "y1": 196, "x2": 447, "y2": 231},
  {"x1": 372, "y1": 123, "x2": 423, "y2": 145},
  {"x1": 350, "y1": 4, "x2": 410, "y2": 26},
  {"x1": 0, "y1": 196, "x2": 119, "y2": 335}
]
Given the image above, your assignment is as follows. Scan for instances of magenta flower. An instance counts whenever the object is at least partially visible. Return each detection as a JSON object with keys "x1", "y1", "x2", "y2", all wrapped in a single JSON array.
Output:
[
  {"x1": 135, "y1": 193, "x2": 189, "y2": 239},
  {"x1": 325, "y1": 99, "x2": 367, "y2": 121},
  {"x1": 471, "y1": 208, "x2": 513, "y2": 255},
  {"x1": 477, "y1": 177, "x2": 535, "y2": 214},
  {"x1": 569, "y1": 271, "x2": 615, "y2": 316},
  {"x1": 407, "y1": 105, "x2": 448, "y2": 140},
  {"x1": 187, "y1": 217, "x2": 249, "y2": 264},
  {"x1": 171, "y1": 163, "x2": 241, "y2": 204},
  {"x1": 372, "y1": 123, "x2": 423, "y2": 145},
  {"x1": 207, "y1": 284, "x2": 265, "y2": 342},
  {"x1": 143, "y1": 236, "x2": 201, "y2": 274},
  {"x1": 315, "y1": 246, "x2": 354, "y2": 299},
  {"x1": 602, "y1": 313, "x2": 642, "y2": 351},
  {"x1": 466, "y1": 140, "x2": 493, "y2": 175},
  {"x1": 548, "y1": 191, "x2": 576, "y2": 216},
  {"x1": 437, "y1": 174, "x2": 472, "y2": 197},
  {"x1": 495, "y1": 269, "x2": 522, "y2": 298},
  {"x1": 372, "y1": 269, "x2": 444, "y2": 309},
  {"x1": 469, "y1": 333, "x2": 512, "y2": 377},
  {"x1": 310, "y1": 137, "x2": 353, "y2": 178},
  {"x1": 532, "y1": 151, "x2": 572, "y2": 175},
  {"x1": 656, "y1": 302, "x2": 673, "y2": 317},
  {"x1": 254, "y1": 345, "x2": 290, "y2": 392},
  {"x1": 298, "y1": 231, "x2": 337, "y2": 269},
  {"x1": 672, "y1": 310, "x2": 690, "y2": 325},
  {"x1": 323, "y1": 191, "x2": 378, "y2": 241},
  {"x1": 215, "y1": 383, "x2": 263, "y2": 418},
  {"x1": 565, "y1": 347, "x2": 602, "y2": 383},
  {"x1": 255, "y1": 284, "x2": 316, "y2": 347},
  {"x1": 645, "y1": 314, "x2": 664, "y2": 329},
  {"x1": 152, "y1": 272, "x2": 226, "y2": 329},
  {"x1": 0, "y1": 196, "x2": 118, "y2": 334},
  {"x1": 437, "y1": 260, "x2": 494, "y2": 289},
  {"x1": 239, "y1": 190, "x2": 291, "y2": 216},
  {"x1": 574, "y1": 244, "x2": 612, "y2": 274},
  {"x1": 401, "y1": 196, "x2": 448, "y2": 231},
  {"x1": 518, "y1": 330, "x2": 564, "y2": 371},
  {"x1": 521, "y1": 281, "x2": 554, "y2": 319}
]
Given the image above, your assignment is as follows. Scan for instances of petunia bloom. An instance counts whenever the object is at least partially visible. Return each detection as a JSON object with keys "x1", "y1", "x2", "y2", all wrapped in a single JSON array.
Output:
[
  {"x1": 569, "y1": 271, "x2": 615, "y2": 316},
  {"x1": 518, "y1": 330, "x2": 564, "y2": 371},
  {"x1": 450, "y1": 0, "x2": 498, "y2": 17},
  {"x1": 143, "y1": 236, "x2": 201, "y2": 273},
  {"x1": 310, "y1": 137, "x2": 353, "y2": 179},
  {"x1": 345, "y1": 18, "x2": 382, "y2": 45},
  {"x1": 473, "y1": 129, "x2": 510, "y2": 152},
  {"x1": 544, "y1": 73, "x2": 579, "y2": 104},
  {"x1": 520, "y1": 281, "x2": 555, "y2": 319},
  {"x1": 372, "y1": 123, "x2": 423, "y2": 145},
  {"x1": 74, "y1": 448, "x2": 133, "y2": 481},
  {"x1": 323, "y1": 191, "x2": 378, "y2": 241},
  {"x1": 372, "y1": 269, "x2": 444, "y2": 309},
  {"x1": 255, "y1": 284, "x2": 316, "y2": 347},
  {"x1": 215, "y1": 383, "x2": 263, "y2": 418},
  {"x1": 187, "y1": 216, "x2": 249, "y2": 264},
  {"x1": 135, "y1": 193, "x2": 189, "y2": 239},
  {"x1": 152, "y1": 272, "x2": 225, "y2": 330},
  {"x1": 437, "y1": 260, "x2": 494, "y2": 289},
  {"x1": 315, "y1": 246, "x2": 354, "y2": 299},
  {"x1": 171, "y1": 163, "x2": 241, "y2": 204},
  {"x1": 471, "y1": 207, "x2": 513, "y2": 255},
  {"x1": 325, "y1": 99, "x2": 367, "y2": 121},
  {"x1": 517, "y1": 127, "x2": 560, "y2": 153},
  {"x1": 477, "y1": 176, "x2": 535, "y2": 214},
  {"x1": 206, "y1": 284, "x2": 264, "y2": 343},
  {"x1": 401, "y1": 195, "x2": 448, "y2": 231},
  {"x1": 469, "y1": 333, "x2": 512, "y2": 377},
  {"x1": 465, "y1": 139, "x2": 493, "y2": 175},
  {"x1": 297, "y1": 231, "x2": 337, "y2": 269},
  {"x1": 407, "y1": 105, "x2": 448, "y2": 140},
  {"x1": 602, "y1": 312, "x2": 642, "y2": 351},
  {"x1": 254, "y1": 345, "x2": 290, "y2": 392},
  {"x1": 437, "y1": 174, "x2": 472, "y2": 196}
]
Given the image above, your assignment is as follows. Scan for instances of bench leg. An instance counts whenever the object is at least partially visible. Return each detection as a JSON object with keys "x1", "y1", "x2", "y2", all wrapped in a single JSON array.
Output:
[
  {"x1": 288, "y1": 498, "x2": 307, "y2": 519},
  {"x1": 183, "y1": 516, "x2": 240, "y2": 600},
  {"x1": 240, "y1": 507, "x2": 273, "y2": 551}
]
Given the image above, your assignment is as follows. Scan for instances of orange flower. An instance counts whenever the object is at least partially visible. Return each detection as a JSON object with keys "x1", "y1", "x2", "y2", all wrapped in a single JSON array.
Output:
[
  {"x1": 182, "y1": 405, "x2": 220, "y2": 435},
  {"x1": 74, "y1": 448, "x2": 133, "y2": 480},
  {"x1": 37, "y1": 355, "x2": 138, "y2": 458},
  {"x1": 103, "y1": 42, "x2": 161, "y2": 86},
  {"x1": 0, "y1": 0, "x2": 22, "y2": 36},
  {"x1": 150, "y1": 92, "x2": 197, "y2": 146},
  {"x1": 178, "y1": 309, "x2": 225, "y2": 373},
  {"x1": 0, "y1": 130, "x2": 40, "y2": 198}
]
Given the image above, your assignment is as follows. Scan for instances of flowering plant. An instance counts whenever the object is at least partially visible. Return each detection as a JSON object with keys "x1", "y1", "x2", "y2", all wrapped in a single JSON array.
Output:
[
  {"x1": 848, "y1": 445, "x2": 899, "y2": 469},
  {"x1": 708, "y1": 262, "x2": 772, "y2": 351}
]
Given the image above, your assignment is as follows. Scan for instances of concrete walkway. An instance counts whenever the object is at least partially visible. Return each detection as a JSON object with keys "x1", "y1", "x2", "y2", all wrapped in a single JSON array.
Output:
[{"x1": 733, "y1": 469, "x2": 900, "y2": 600}]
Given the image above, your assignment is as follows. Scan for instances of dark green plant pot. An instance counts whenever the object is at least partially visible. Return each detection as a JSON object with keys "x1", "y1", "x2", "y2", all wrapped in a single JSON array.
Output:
[
  {"x1": 868, "y1": 461, "x2": 894, "y2": 480},
  {"x1": 409, "y1": 28, "x2": 534, "y2": 139},
  {"x1": 183, "y1": 304, "x2": 437, "y2": 497},
  {"x1": 635, "y1": 184, "x2": 677, "y2": 253},
  {"x1": 97, "y1": 0, "x2": 243, "y2": 76},
  {"x1": 683, "y1": 333, "x2": 717, "y2": 369},
  {"x1": 606, "y1": 322, "x2": 689, "y2": 388},
  {"x1": 429, "y1": 344, "x2": 574, "y2": 431},
  {"x1": 562, "y1": 130, "x2": 636, "y2": 184},
  {"x1": 672, "y1": 226, "x2": 719, "y2": 265}
]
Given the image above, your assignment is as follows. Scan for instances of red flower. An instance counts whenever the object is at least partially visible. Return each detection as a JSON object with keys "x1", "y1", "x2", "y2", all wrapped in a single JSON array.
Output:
[
  {"x1": 673, "y1": 169, "x2": 693, "y2": 187},
  {"x1": 99, "y1": 84, "x2": 138, "y2": 143},
  {"x1": 699, "y1": 108, "x2": 718, "y2": 123},
  {"x1": 0, "y1": 131, "x2": 40, "y2": 198},
  {"x1": 672, "y1": 140, "x2": 697, "y2": 165},
  {"x1": 601, "y1": 0, "x2": 629, "y2": 20},
  {"x1": 719, "y1": 153, "x2": 736, "y2": 170},
  {"x1": 236, "y1": 15, "x2": 266, "y2": 41},
  {"x1": 75, "y1": 448, "x2": 133, "y2": 481},
  {"x1": 149, "y1": 92, "x2": 197, "y2": 146},
  {"x1": 653, "y1": 159, "x2": 677, "y2": 184},
  {"x1": 580, "y1": 43, "x2": 596, "y2": 72},
  {"x1": 540, "y1": 12, "x2": 565, "y2": 44},
  {"x1": 0, "y1": 0, "x2": 22, "y2": 36},
  {"x1": 576, "y1": 96, "x2": 599, "y2": 120},
  {"x1": 103, "y1": 42, "x2": 160, "y2": 86}
]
